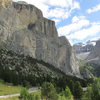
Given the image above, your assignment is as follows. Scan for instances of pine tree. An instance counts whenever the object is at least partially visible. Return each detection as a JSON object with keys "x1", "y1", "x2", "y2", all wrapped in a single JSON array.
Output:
[
  {"x1": 64, "y1": 86, "x2": 73, "y2": 99},
  {"x1": 74, "y1": 81, "x2": 83, "y2": 99},
  {"x1": 41, "y1": 82, "x2": 58, "y2": 100},
  {"x1": 69, "y1": 80, "x2": 74, "y2": 95},
  {"x1": 91, "y1": 78, "x2": 100, "y2": 100}
]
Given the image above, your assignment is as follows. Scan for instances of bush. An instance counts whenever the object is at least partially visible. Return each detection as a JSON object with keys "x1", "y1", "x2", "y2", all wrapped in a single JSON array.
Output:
[
  {"x1": 58, "y1": 95, "x2": 66, "y2": 100},
  {"x1": 35, "y1": 94, "x2": 41, "y2": 100},
  {"x1": 87, "y1": 78, "x2": 100, "y2": 100},
  {"x1": 58, "y1": 86, "x2": 73, "y2": 100},
  {"x1": 20, "y1": 88, "x2": 41, "y2": 100},
  {"x1": 41, "y1": 82, "x2": 58, "y2": 100},
  {"x1": 64, "y1": 86, "x2": 73, "y2": 99},
  {"x1": 91, "y1": 78, "x2": 100, "y2": 100},
  {"x1": 20, "y1": 88, "x2": 29, "y2": 100},
  {"x1": 81, "y1": 78, "x2": 100, "y2": 100},
  {"x1": 0, "y1": 79, "x2": 4, "y2": 83},
  {"x1": 68, "y1": 80, "x2": 74, "y2": 95}
]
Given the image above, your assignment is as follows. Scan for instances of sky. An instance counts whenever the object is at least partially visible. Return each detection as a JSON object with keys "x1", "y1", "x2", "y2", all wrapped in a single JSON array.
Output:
[{"x1": 13, "y1": 0, "x2": 100, "y2": 45}]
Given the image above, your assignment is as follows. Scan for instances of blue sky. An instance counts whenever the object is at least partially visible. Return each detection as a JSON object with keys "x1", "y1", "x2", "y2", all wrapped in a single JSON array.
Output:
[{"x1": 13, "y1": 0, "x2": 100, "y2": 45}]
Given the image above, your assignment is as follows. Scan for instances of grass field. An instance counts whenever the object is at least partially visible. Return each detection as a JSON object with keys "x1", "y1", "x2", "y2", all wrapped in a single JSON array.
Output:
[
  {"x1": 0, "y1": 97, "x2": 19, "y2": 100},
  {"x1": 0, "y1": 91, "x2": 41, "y2": 100},
  {"x1": 0, "y1": 80, "x2": 41, "y2": 100},
  {"x1": 0, "y1": 81, "x2": 23, "y2": 96}
]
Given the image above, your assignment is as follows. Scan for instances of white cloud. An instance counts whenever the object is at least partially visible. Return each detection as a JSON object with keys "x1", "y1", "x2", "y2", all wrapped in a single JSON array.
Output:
[
  {"x1": 72, "y1": 1, "x2": 80, "y2": 9},
  {"x1": 58, "y1": 15, "x2": 100, "y2": 42},
  {"x1": 87, "y1": 4, "x2": 100, "y2": 13},
  {"x1": 58, "y1": 16, "x2": 90, "y2": 36},
  {"x1": 72, "y1": 16, "x2": 80, "y2": 23},
  {"x1": 72, "y1": 16, "x2": 86, "y2": 23},
  {"x1": 47, "y1": 0, "x2": 69, "y2": 8},
  {"x1": 47, "y1": 0, "x2": 80, "y2": 9},
  {"x1": 13, "y1": 0, "x2": 80, "y2": 24},
  {"x1": 91, "y1": 37, "x2": 100, "y2": 41},
  {"x1": 51, "y1": 18, "x2": 61, "y2": 24},
  {"x1": 45, "y1": 8, "x2": 70, "y2": 19},
  {"x1": 69, "y1": 24, "x2": 100, "y2": 40}
]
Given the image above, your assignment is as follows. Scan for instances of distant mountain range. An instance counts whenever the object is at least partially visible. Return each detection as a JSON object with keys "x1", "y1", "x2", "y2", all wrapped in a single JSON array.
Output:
[
  {"x1": 73, "y1": 39, "x2": 100, "y2": 77},
  {"x1": 73, "y1": 39, "x2": 99, "y2": 54}
]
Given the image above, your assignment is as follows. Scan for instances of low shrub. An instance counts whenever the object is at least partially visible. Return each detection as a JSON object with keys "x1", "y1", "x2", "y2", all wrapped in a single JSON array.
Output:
[{"x1": 19, "y1": 88, "x2": 40, "y2": 100}]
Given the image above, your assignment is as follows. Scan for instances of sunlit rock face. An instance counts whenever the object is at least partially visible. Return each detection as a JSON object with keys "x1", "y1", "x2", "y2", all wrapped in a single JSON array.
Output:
[{"x1": 0, "y1": 0, "x2": 80, "y2": 77}]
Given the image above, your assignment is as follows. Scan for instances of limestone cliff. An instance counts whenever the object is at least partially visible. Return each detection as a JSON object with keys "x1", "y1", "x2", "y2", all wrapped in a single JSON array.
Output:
[{"x1": 0, "y1": 0, "x2": 80, "y2": 77}]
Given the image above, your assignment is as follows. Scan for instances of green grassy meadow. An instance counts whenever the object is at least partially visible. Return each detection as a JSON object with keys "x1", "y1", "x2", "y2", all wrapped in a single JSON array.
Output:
[
  {"x1": 0, "y1": 91, "x2": 41, "y2": 100},
  {"x1": 0, "y1": 82, "x2": 23, "y2": 96}
]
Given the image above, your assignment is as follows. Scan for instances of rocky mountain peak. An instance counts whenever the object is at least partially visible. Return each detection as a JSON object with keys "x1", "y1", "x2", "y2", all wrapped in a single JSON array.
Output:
[{"x1": 0, "y1": 0, "x2": 81, "y2": 77}]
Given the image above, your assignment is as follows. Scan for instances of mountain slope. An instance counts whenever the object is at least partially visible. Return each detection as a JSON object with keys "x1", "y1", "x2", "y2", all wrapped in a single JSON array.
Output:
[
  {"x1": 0, "y1": 48, "x2": 86, "y2": 87},
  {"x1": 0, "y1": 0, "x2": 80, "y2": 77}
]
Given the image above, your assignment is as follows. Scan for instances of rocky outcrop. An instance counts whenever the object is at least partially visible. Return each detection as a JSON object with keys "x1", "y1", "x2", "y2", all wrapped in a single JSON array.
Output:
[{"x1": 0, "y1": 0, "x2": 80, "y2": 77}]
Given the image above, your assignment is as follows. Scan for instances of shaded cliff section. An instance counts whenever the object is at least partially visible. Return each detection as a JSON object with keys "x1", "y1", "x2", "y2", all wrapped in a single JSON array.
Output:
[{"x1": 0, "y1": 0, "x2": 80, "y2": 77}]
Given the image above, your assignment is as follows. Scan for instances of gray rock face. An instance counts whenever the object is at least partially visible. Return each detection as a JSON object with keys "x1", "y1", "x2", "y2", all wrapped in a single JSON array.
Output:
[{"x1": 0, "y1": 0, "x2": 80, "y2": 77}]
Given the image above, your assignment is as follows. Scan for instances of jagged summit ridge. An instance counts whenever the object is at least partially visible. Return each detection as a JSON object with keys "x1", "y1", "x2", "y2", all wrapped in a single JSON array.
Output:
[{"x1": 0, "y1": 0, "x2": 80, "y2": 77}]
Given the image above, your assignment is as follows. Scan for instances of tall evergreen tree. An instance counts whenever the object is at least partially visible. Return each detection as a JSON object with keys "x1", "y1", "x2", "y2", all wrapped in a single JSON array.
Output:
[
  {"x1": 74, "y1": 81, "x2": 83, "y2": 99},
  {"x1": 41, "y1": 82, "x2": 58, "y2": 100},
  {"x1": 64, "y1": 86, "x2": 73, "y2": 99},
  {"x1": 91, "y1": 78, "x2": 100, "y2": 100},
  {"x1": 69, "y1": 80, "x2": 74, "y2": 95}
]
